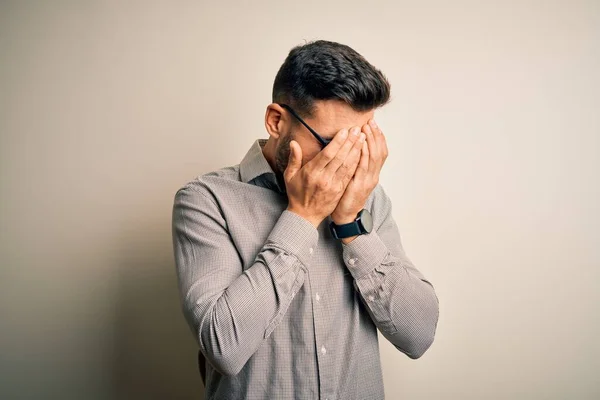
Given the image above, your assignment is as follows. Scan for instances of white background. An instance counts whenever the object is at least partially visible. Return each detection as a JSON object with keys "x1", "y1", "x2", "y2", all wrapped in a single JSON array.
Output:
[{"x1": 1, "y1": 1, "x2": 599, "y2": 399}]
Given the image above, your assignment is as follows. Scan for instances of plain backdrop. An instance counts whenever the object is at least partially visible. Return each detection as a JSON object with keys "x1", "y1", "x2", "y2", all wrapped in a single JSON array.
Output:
[{"x1": 1, "y1": 1, "x2": 599, "y2": 399}]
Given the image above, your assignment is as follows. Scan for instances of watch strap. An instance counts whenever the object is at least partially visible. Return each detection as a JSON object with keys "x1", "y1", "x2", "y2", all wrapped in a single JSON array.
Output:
[{"x1": 331, "y1": 221, "x2": 362, "y2": 239}]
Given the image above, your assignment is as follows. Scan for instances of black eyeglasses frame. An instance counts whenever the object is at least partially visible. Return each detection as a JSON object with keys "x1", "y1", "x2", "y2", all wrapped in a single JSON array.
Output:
[{"x1": 277, "y1": 103, "x2": 332, "y2": 148}]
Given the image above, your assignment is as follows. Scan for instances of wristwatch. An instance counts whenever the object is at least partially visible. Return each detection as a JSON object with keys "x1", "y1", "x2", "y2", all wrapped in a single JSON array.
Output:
[{"x1": 329, "y1": 209, "x2": 373, "y2": 239}]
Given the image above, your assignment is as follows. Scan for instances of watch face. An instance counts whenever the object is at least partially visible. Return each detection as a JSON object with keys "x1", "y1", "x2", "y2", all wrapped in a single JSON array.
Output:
[{"x1": 359, "y1": 209, "x2": 373, "y2": 233}]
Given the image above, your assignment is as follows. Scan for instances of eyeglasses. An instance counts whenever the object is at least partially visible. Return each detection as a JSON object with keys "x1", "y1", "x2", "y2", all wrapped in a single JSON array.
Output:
[{"x1": 277, "y1": 103, "x2": 332, "y2": 148}]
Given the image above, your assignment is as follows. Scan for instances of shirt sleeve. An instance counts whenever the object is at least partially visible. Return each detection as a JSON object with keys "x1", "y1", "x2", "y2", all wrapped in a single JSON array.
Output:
[
  {"x1": 341, "y1": 185, "x2": 440, "y2": 359},
  {"x1": 171, "y1": 185, "x2": 318, "y2": 376}
]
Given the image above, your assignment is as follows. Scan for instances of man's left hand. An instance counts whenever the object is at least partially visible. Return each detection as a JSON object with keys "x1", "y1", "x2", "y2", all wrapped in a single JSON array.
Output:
[{"x1": 330, "y1": 119, "x2": 388, "y2": 240}]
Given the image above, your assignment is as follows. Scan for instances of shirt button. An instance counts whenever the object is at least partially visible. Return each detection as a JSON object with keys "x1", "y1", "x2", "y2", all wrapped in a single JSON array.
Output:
[
  {"x1": 321, "y1": 345, "x2": 327, "y2": 355},
  {"x1": 368, "y1": 295, "x2": 375, "y2": 301},
  {"x1": 348, "y1": 258, "x2": 356, "y2": 265},
  {"x1": 315, "y1": 293, "x2": 320, "y2": 302},
  {"x1": 309, "y1": 247, "x2": 314, "y2": 255}
]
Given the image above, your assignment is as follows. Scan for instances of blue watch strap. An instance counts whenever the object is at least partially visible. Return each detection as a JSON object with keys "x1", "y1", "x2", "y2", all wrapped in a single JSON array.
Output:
[{"x1": 330, "y1": 220, "x2": 362, "y2": 239}]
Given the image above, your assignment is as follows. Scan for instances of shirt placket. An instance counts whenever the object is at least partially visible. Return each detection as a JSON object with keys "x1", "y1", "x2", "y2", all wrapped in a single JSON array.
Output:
[{"x1": 311, "y1": 248, "x2": 335, "y2": 400}]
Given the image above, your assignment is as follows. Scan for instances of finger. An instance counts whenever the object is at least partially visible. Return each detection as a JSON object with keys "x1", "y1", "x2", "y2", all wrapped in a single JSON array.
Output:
[
  {"x1": 323, "y1": 127, "x2": 361, "y2": 177},
  {"x1": 364, "y1": 121, "x2": 379, "y2": 175},
  {"x1": 370, "y1": 119, "x2": 383, "y2": 140},
  {"x1": 283, "y1": 140, "x2": 302, "y2": 181},
  {"x1": 379, "y1": 131, "x2": 389, "y2": 163},
  {"x1": 371, "y1": 119, "x2": 388, "y2": 162},
  {"x1": 354, "y1": 140, "x2": 370, "y2": 184},
  {"x1": 309, "y1": 128, "x2": 350, "y2": 171},
  {"x1": 334, "y1": 131, "x2": 365, "y2": 185}
]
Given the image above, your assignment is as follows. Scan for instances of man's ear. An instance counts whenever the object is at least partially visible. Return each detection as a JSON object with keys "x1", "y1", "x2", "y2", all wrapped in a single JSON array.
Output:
[{"x1": 264, "y1": 103, "x2": 287, "y2": 139}]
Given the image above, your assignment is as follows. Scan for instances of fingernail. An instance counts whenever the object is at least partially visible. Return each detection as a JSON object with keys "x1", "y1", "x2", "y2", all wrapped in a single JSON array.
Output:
[
  {"x1": 371, "y1": 120, "x2": 378, "y2": 128},
  {"x1": 359, "y1": 133, "x2": 366, "y2": 142},
  {"x1": 351, "y1": 127, "x2": 360, "y2": 136},
  {"x1": 340, "y1": 129, "x2": 348, "y2": 138}
]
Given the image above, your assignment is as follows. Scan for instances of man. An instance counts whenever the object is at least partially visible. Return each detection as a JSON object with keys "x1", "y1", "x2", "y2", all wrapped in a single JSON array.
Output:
[{"x1": 171, "y1": 40, "x2": 439, "y2": 400}]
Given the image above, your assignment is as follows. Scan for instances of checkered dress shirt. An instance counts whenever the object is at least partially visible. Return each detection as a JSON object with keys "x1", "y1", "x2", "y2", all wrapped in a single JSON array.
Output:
[{"x1": 171, "y1": 139, "x2": 439, "y2": 400}]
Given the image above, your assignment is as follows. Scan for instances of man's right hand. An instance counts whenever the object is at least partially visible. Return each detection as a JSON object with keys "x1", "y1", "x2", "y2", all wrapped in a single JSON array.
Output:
[{"x1": 284, "y1": 126, "x2": 366, "y2": 228}]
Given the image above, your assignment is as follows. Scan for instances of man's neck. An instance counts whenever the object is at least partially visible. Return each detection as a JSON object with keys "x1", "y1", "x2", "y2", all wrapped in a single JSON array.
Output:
[{"x1": 261, "y1": 137, "x2": 278, "y2": 173}]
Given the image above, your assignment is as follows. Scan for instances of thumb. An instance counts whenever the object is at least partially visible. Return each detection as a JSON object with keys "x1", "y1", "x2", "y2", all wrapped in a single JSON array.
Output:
[{"x1": 284, "y1": 140, "x2": 302, "y2": 179}]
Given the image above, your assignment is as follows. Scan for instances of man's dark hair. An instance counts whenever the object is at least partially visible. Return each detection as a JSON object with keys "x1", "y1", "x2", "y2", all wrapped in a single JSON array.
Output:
[{"x1": 272, "y1": 40, "x2": 391, "y2": 120}]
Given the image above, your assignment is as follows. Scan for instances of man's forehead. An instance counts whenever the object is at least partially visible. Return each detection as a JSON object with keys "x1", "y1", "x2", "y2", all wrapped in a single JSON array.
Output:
[{"x1": 311, "y1": 101, "x2": 375, "y2": 138}]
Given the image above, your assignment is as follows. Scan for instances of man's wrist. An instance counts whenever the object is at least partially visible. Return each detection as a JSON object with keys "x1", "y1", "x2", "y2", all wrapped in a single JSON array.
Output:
[
  {"x1": 331, "y1": 212, "x2": 359, "y2": 225},
  {"x1": 330, "y1": 209, "x2": 368, "y2": 243},
  {"x1": 286, "y1": 207, "x2": 323, "y2": 228},
  {"x1": 330, "y1": 213, "x2": 358, "y2": 243},
  {"x1": 340, "y1": 235, "x2": 359, "y2": 244}
]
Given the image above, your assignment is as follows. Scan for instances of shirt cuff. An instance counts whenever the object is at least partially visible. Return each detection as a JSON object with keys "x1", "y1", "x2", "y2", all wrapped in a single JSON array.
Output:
[
  {"x1": 342, "y1": 231, "x2": 389, "y2": 280},
  {"x1": 266, "y1": 210, "x2": 319, "y2": 268}
]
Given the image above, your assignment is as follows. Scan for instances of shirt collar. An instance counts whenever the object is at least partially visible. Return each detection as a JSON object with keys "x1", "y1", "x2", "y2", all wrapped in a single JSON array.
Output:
[{"x1": 239, "y1": 139, "x2": 286, "y2": 195}]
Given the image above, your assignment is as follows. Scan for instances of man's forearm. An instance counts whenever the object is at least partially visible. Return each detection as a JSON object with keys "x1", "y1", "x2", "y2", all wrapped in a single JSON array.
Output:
[
  {"x1": 179, "y1": 209, "x2": 318, "y2": 376},
  {"x1": 338, "y1": 184, "x2": 440, "y2": 359},
  {"x1": 342, "y1": 230, "x2": 439, "y2": 358}
]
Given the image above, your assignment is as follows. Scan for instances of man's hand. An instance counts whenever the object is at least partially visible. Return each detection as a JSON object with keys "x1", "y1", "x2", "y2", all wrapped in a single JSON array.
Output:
[
  {"x1": 285, "y1": 127, "x2": 366, "y2": 228},
  {"x1": 331, "y1": 119, "x2": 388, "y2": 232}
]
